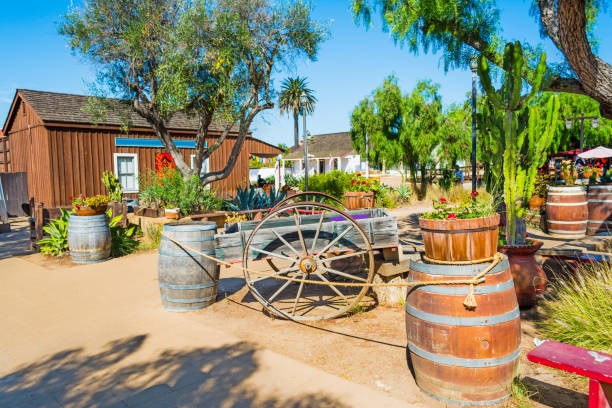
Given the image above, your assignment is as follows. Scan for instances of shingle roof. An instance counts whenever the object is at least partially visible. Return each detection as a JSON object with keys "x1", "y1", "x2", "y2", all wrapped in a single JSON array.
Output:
[
  {"x1": 284, "y1": 131, "x2": 356, "y2": 159},
  {"x1": 16, "y1": 89, "x2": 236, "y2": 132}
]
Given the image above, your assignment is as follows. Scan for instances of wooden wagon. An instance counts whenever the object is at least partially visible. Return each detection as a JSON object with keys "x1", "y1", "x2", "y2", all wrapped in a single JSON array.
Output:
[{"x1": 213, "y1": 193, "x2": 399, "y2": 321}]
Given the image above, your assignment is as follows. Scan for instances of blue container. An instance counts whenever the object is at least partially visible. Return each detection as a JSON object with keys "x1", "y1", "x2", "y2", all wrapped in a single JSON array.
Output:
[
  {"x1": 158, "y1": 221, "x2": 219, "y2": 311},
  {"x1": 68, "y1": 214, "x2": 111, "y2": 264}
]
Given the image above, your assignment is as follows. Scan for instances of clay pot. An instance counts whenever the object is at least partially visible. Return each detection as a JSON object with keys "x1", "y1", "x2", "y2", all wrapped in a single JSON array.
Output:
[
  {"x1": 528, "y1": 195, "x2": 545, "y2": 210},
  {"x1": 498, "y1": 240, "x2": 546, "y2": 308},
  {"x1": 74, "y1": 205, "x2": 108, "y2": 216},
  {"x1": 165, "y1": 208, "x2": 180, "y2": 219}
]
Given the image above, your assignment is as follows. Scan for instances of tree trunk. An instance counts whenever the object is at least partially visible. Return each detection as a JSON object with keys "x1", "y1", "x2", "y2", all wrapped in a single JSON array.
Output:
[{"x1": 293, "y1": 111, "x2": 299, "y2": 148}]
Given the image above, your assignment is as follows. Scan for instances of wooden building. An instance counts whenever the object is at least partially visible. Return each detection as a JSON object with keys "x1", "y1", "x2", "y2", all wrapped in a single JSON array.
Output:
[{"x1": 1, "y1": 89, "x2": 281, "y2": 208}]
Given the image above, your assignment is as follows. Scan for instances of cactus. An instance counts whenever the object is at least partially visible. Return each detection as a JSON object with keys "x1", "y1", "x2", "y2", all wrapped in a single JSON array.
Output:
[
  {"x1": 477, "y1": 42, "x2": 558, "y2": 245},
  {"x1": 102, "y1": 170, "x2": 123, "y2": 202}
]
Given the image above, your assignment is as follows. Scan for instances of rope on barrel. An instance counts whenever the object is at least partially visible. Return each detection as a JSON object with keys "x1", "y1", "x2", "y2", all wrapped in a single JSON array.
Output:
[{"x1": 160, "y1": 232, "x2": 503, "y2": 309}]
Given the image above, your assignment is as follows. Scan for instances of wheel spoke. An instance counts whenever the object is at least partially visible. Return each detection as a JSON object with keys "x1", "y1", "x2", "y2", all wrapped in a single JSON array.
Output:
[
  {"x1": 322, "y1": 250, "x2": 368, "y2": 263},
  {"x1": 315, "y1": 225, "x2": 354, "y2": 258},
  {"x1": 267, "y1": 273, "x2": 301, "y2": 303},
  {"x1": 314, "y1": 271, "x2": 347, "y2": 300},
  {"x1": 318, "y1": 265, "x2": 368, "y2": 282},
  {"x1": 272, "y1": 230, "x2": 301, "y2": 257},
  {"x1": 310, "y1": 210, "x2": 326, "y2": 254},
  {"x1": 291, "y1": 274, "x2": 308, "y2": 315},
  {"x1": 293, "y1": 209, "x2": 308, "y2": 255},
  {"x1": 251, "y1": 246, "x2": 297, "y2": 263},
  {"x1": 250, "y1": 266, "x2": 299, "y2": 284}
]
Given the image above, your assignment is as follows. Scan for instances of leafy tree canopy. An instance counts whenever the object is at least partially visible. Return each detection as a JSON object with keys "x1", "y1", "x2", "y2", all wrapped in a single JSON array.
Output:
[
  {"x1": 352, "y1": 0, "x2": 612, "y2": 119},
  {"x1": 60, "y1": 0, "x2": 327, "y2": 184}
]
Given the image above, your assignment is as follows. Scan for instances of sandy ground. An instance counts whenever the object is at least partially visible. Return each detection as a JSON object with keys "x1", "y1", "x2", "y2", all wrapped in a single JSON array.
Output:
[{"x1": 0, "y1": 205, "x2": 595, "y2": 408}]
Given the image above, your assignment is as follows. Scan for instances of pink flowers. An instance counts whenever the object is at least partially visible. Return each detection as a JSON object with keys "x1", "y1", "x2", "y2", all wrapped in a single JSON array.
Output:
[{"x1": 446, "y1": 213, "x2": 456, "y2": 220}]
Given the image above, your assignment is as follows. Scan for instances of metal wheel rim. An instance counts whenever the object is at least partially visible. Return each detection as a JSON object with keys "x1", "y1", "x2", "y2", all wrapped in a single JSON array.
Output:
[
  {"x1": 272, "y1": 191, "x2": 346, "y2": 211},
  {"x1": 242, "y1": 201, "x2": 374, "y2": 321}
]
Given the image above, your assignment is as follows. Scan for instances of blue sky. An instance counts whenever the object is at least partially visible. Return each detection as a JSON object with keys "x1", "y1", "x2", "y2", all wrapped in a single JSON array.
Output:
[{"x1": 1, "y1": 1, "x2": 611, "y2": 147}]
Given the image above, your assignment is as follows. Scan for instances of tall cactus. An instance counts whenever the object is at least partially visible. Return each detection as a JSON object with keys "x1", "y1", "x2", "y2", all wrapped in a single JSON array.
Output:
[
  {"x1": 477, "y1": 42, "x2": 558, "y2": 245},
  {"x1": 102, "y1": 170, "x2": 123, "y2": 202}
]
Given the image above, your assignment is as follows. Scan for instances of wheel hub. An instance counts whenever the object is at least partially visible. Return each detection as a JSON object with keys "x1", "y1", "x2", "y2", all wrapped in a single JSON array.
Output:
[{"x1": 299, "y1": 256, "x2": 317, "y2": 275}]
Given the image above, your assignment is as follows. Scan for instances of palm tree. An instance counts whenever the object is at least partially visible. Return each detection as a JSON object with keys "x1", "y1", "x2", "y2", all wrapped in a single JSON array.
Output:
[{"x1": 279, "y1": 77, "x2": 317, "y2": 148}]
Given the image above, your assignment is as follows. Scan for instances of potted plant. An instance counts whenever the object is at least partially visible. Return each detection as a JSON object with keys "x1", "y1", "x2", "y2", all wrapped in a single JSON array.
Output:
[
  {"x1": 164, "y1": 205, "x2": 180, "y2": 219},
  {"x1": 478, "y1": 42, "x2": 558, "y2": 307},
  {"x1": 420, "y1": 191, "x2": 499, "y2": 261},
  {"x1": 71, "y1": 194, "x2": 110, "y2": 216},
  {"x1": 344, "y1": 173, "x2": 375, "y2": 210},
  {"x1": 528, "y1": 172, "x2": 548, "y2": 210}
]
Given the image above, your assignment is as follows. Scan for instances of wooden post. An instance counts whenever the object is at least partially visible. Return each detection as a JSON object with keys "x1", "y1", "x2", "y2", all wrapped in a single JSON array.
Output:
[
  {"x1": 121, "y1": 198, "x2": 128, "y2": 227},
  {"x1": 34, "y1": 203, "x2": 44, "y2": 249},
  {"x1": 1, "y1": 136, "x2": 8, "y2": 172}
]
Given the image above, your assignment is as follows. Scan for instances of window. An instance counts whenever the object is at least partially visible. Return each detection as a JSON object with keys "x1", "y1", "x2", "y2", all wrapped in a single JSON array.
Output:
[{"x1": 113, "y1": 153, "x2": 139, "y2": 193}]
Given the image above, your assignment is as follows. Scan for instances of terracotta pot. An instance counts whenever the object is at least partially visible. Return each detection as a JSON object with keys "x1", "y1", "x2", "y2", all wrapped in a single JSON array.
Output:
[
  {"x1": 343, "y1": 191, "x2": 374, "y2": 210},
  {"x1": 419, "y1": 214, "x2": 500, "y2": 262},
  {"x1": 165, "y1": 208, "x2": 180, "y2": 219},
  {"x1": 528, "y1": 195, "x2": 545, "y2": 210},
  {"x1": 74, "y1": 205, "x2": 107, "y2": 216},
  {"x1": 498, "y1": 240, "x2": 546, "y2": 308},
  {"x1": 583, "y1": 171, "x2": 593, "y2": 178}
]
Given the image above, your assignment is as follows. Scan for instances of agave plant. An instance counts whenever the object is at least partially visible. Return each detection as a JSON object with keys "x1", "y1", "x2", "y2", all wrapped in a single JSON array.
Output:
[
  {"x1": 224, "y1": 186, "x2": 287, "y2": 219},
  {"x1": 38, "y1": 209, "x2": 72, "y2": 256}
]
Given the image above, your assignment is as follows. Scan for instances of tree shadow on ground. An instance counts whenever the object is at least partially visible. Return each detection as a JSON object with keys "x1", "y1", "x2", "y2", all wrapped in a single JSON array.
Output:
[
  {"x1": 0, "y1": 334, "x2": 349, "y2": 408},
  {"x1": 396, "y1": 213, "x2": 423, "y2": 245},
  {"x1": 0, "y1": 219, "x2": 34, "y2": 259},
  {"x1": 522, "y1": 376, "x2": 588, "y2": 408}
]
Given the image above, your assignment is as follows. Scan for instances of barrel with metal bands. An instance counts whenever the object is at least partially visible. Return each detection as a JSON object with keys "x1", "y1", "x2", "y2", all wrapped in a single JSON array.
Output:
[
  {"x1": 587, "y1": 185, "x2": 612, "y2": 235},
  {"x1": 158, "y1": 221, "x2": 220, "y2": 311},
  {"x1": 545, "y1": 185, "x2": 587, "y2": 239},
  {"x1": 68, "y1": 214, "x2": 111, "y2": 264},
  {"x1": 405, "y1": 254, "x2": 520, "y2": 406}
]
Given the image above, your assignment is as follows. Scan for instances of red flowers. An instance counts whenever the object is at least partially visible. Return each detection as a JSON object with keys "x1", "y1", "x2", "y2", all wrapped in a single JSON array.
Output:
[
  {"x1": 356, "y1": 172, "x2": 362, "y2": 177},
  {"x1": 440, "y1": 198, "x2": 447, "y2": 203},
  {"x1": 471, "y1": 191, "x2": 479, "y2": 197},
  {"x1": 69, "y1": 195, "x2": 73, "y2": 200},
  {"x1": 446, "y1": 213, "x2": 456, "y2": 220},
  {"x1": 351, "y1": 179, "x2": 355, "y2": 184}
]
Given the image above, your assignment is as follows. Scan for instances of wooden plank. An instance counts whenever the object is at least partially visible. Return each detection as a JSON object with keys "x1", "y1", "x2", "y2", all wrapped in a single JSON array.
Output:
[{"x1": 527, "y1": 340, "x2": 612, "y2": 384}]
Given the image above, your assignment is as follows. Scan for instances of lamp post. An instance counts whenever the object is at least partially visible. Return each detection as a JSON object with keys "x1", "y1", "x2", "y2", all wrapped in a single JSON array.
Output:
[
  {"x1": 301, "y1": 95, "x2": 309, "y2": 191},
  {"x1": 565, "y1": 114, "x2": 600, "y2": 153},
  {"x1": 470, "y1": 55, "x2": 478, "y2": 192}
]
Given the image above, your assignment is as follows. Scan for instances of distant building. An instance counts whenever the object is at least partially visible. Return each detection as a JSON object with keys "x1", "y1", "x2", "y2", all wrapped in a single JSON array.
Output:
[
  {"x1": 282, "y1": 132, "x2": 367, "y2": 176},
  {"x1": 1, "y1": 89, "x2": 280, "y2": 207}
]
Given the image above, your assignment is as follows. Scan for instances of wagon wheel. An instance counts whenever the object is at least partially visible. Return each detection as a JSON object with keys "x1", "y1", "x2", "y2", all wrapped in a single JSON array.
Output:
[
  {"x1": 272, "y1": 191, "x2": 346, "y2": 211},
  {"x1": 242, "y1": 201, "x2": 375, "y2": 321}
]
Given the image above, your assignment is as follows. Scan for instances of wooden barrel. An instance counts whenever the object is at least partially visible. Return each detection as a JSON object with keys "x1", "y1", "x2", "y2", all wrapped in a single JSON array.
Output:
[
  {"x1": 419, "y1": 214, "x2": 499, "y2": 262},
  {"x1": 405, "y1": 255, "x2": 520, "y2": 406},
  {"x1": 158, "y1": 221, "x2": 220, "y2": 311},
  {"x1": 68, "y1": 214, "x2": 111, "y2": 264},
  {"x1": 545, "y1": 186, "x2": 587, "y2": 239},
  {"x1": 343, "y1": 191, "x2": 375, "y2": 210},
  {"x1": 587, "y1": 185, "x2": 612, "y2": 235}
]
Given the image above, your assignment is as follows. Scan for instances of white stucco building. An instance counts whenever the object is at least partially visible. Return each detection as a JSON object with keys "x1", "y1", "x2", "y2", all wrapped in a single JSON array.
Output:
[{"x1": 282, "y1": 132, "x2": 367, "y2": 178}]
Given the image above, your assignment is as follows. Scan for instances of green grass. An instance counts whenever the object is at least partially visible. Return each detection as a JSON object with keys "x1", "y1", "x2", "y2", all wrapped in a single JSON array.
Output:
[
  {"x1": 138, "y1": 223, "x2": 162, "y2": 251},
  {"x1": 537, "y1": 261, "x2": 612, "y2": 353},
  {"x1": 509, "y1": 375, "x2": 536, "y2": 408}
]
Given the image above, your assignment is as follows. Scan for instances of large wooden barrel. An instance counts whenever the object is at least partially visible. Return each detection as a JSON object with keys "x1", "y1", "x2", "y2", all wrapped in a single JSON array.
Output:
[
  {"x1": 405, "y1": 255, "x2": 520, "y2": 406},
  {"x1": 343, "y1": 191, "x2": 374, "y2": 210},
  {"x1": 68, "y1": 214, "x2": 111, "y2": 264},
  {"x1": 587, "y1": 184, "x2": 612, "y2": 235},
  {"x1": 545, "y1": 186, "x2": 588, "y2": 239},
  {"x1": 158, "y1": 221, "x2": 219, "y2": 311},
  {"x1": 419, "y1": 214, "x2": 499, "y2": 262}
]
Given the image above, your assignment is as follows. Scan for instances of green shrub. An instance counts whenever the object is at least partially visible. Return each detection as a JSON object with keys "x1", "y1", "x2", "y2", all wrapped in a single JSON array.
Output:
[
  {"x1": 284, "y1": 175, "x2": 301, "y2": 188},
  {"x1": 298, "y1": 170, "x2": 352, "y2": 199},
  {"x1": 141, "y1": 223, "x2": 162, "y2": 249},
  {"x1": 264, "y1": 175, "x2": 275, "y2": 184},
  {"x1": 37, "y1": 209, "x2": 72, "y2": 256},
  {"x1": 139, "y1": 169, "x2": 224, "y2": 215},
  {"x1": 107, "y1": 209, "x2": 139, "y2": 257},
  {"x1": 538, "y1": 261, "x2": 612, "y2": 353},
  {"x1": 437, "y1": 169, "x2": 458, "y2": 191},
  {"x1": 395, "y1": 185, "x2": 412, "y2": 203}
]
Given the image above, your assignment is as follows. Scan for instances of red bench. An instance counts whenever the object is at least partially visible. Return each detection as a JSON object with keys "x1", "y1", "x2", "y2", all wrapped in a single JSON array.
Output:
[{"x1": 527, "y1": 340, "x2": 612, "y2": 408}]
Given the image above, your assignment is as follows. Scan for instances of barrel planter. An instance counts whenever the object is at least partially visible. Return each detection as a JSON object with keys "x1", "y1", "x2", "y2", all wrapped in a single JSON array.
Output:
[
  {"x1": 68, "y1": 214, "x2": 111, "y2": 264},
  {"x1": 344, "y1": 191, "x2": 374, "y2": 210},
  {"x1": 545, "y1": 186, "x2": 588, "y2": 239},
  {"x1": 158, "y1": 221, "x2": 220, "y2": 311},
  {"x1": 499, "y1": 240, "x2": 546, "y2": 307},
  {"x1": 419, "y1": 214, "x2": 500, "y2": 262},
  {"x1": 587, "y1": 184, "x2": 612, "y2": 235},
  {"x1": 405, "y1": 254, "x2": 520, "y2": 406}
]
